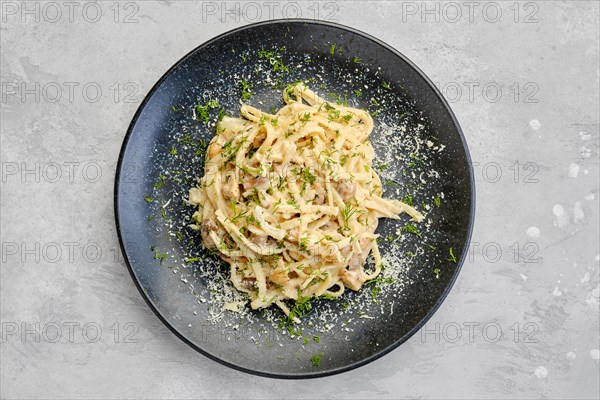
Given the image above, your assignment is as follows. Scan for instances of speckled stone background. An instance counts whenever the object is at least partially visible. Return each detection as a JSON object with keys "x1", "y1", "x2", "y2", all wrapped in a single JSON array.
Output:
[{"x1": 1, "y1": 1, "x2": 598, "y2": 399}]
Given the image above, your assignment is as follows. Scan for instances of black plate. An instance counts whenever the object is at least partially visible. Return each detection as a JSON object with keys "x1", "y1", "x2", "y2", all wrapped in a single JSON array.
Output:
[{"x1": 115, "y1": 19, "x2": 475, "y2": 378}]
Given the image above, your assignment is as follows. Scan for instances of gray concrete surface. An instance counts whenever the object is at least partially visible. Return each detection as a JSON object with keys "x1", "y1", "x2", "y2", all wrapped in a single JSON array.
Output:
[{"x1": 1, "y1": 1, "x2": 599, "y2": 399}]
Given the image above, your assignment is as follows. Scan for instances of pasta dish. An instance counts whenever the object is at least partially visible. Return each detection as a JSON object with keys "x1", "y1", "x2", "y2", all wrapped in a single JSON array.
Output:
[{"x1": 188, "y1": 84, "x2": 423, "y2": 321}]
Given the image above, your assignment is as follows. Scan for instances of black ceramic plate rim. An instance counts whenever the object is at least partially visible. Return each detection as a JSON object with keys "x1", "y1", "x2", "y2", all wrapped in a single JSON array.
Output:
[{"x1": 114, "y1": 18, "x2": 476, "y2": 379}]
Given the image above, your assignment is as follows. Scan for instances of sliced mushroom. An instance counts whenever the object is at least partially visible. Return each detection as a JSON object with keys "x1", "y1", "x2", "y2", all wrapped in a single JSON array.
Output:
[{"x1": 337, "y1": 179, "x2": 356, "y2": 201}]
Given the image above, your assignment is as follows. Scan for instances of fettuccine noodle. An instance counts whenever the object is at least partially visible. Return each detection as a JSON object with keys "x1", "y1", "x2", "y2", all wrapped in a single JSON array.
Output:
[{"x1": 189, "y1": 84, "x2": 423, "y2": 319}]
